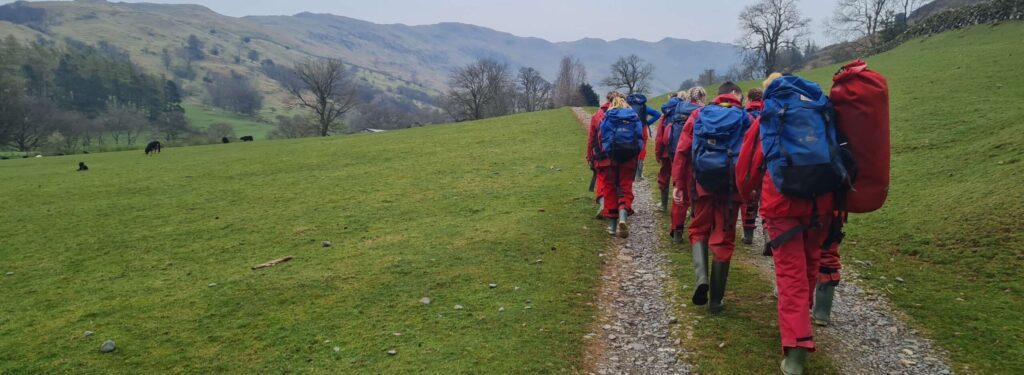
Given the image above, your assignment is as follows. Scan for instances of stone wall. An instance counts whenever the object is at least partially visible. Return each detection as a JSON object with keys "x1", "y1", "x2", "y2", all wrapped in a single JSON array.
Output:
[{"x1": 874, "y1": 0, "x2": 1024, "y2": 53}]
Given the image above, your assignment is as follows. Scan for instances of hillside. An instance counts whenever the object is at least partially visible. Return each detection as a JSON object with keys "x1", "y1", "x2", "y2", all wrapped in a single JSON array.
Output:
[
  {"x1": 0, "y1": 109, "x2": 607, "y2": 373},
  {"x1": 0, "y1": 0, "x2": 740, "y2": 105},
  {"x1": 655, "y1": 21, "x2": 1023, "y2": 374}
]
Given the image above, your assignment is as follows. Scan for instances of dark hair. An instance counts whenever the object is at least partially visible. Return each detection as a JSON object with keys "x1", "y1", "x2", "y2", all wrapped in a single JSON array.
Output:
[
  {"x1": 747, "y1": 88, "x2": 763, "y2": 102},
  {"x1": 718, "y1": 81, "x2": 742, "y2": 96}
]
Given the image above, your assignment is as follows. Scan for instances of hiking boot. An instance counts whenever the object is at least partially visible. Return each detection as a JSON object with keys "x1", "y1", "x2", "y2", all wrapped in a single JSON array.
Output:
[
  {"x1": 606, "y1": 219, "x2": 617, "y2": 236},
  {"x1": 691, "y1": 242, "x2": 710, "y2": 306},
  {"x1": 617, "y1": 209, "x2": 629, "y2": 239},
  {"x1": 780, "y1": 347, "x2": 809, "y2": 375},
  {"x1": 659, "y1": 188, "x2": 669, "y2": 212},
  {"x1": 812, "y1": 282, "x2": 838, "y2": 326},
  {"x1": 595, "y1": 197, "x2": 605, "y2": 220},
  {"x1": 742, "y1": 227, "x2": 755, "y2": 245},
  {"x1": 672, "y1": 229, "x2": 684, "y2": 244},
  {"x1": 635, "y1": 161, "x2": 644, "y2": 180},
  {"x1": 709, "y1": 261, "x2": 731, "y2": 315}
]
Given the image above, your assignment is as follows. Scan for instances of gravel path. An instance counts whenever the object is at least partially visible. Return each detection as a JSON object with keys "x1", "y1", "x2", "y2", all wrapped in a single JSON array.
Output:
[
  {"x1": 573, "y1": 108, "x2": 692, "y2": 375},
  {"x1": 745, "y1": 224, "x2": 956, "y2": 375}
]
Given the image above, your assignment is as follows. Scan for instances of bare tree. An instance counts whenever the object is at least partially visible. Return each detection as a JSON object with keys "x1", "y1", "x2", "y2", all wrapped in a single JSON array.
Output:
[
  {"x1": 698, "y1": 69, "x2": 720, "y2": 87},
  {"x1": 100, "y1": 102, "x2": 150, "y2": 146},
  {"x1": 552, "y1": 56, "x2": 587, "y2": 107},
  {"x1": 738, "y1": 0, "x2": 810, "y2": 77},
  {"x1": 601, "y1": 54, "x2": 655, "y2": 95},
  {"x1": 443, "y1": 58, "x2": 514, "y2": 121},
  {"x1": 269, "y1": 114, "x2": 319, "y2": 139},
  {"x1": 895, "y1": 0, "x2": 923, "y2": 18},
  {"x1": 517, "y1": 67, "x2": 551, "y2": 113},
  {"x1": 830, "y1": 0, "x2": 893, "y2": 45},
  {"x1": 5, "y1": 96, "x2": 57, "y2": 152},
  {"x1": 287, "y1": 58, "x2": 358, "y2": 137}
]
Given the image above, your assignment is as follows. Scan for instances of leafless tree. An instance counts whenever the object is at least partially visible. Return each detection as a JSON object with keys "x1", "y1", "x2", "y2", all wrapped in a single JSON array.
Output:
[
  {"x1": 698, "y1": 69, "x2": 720, "y2": 87},
  {"x1": 287, "y1": 58, "x2": 358, "y2": 137},
  {"x1": 443, "y1": 58, "x2": 514, "y2": 121},
  {"x1": 517, "y1": 67, "x2": 551, "y2": 112},
  {"x1": 738, "y1": 0, "x2": 810, "y2": 77},
  {"x1": 552, "y1": 56, "x2": 587, "y2": 107},
  {"x1": 601, "y1": 54, "x2": 655, "y2": 95},
  {"x1": 829, "y1": 0, "x2": 893, "y2": 45},
  {"x1": 895, "y1": 0, "x2": 923, "y2": 18},
  {"x1": 5, "y1": 96, "x2": 56, "y2": 152},
  {"x1": 269, "y1": 114, "x2": 319, "y2": 139},
  {"x1": 100, "y1": 101, "x2": 150, "y2": 146}
]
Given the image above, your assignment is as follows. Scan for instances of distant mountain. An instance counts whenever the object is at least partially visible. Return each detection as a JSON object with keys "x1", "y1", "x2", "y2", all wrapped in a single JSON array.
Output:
[{"x1": 0, "y1": 0, "x2": 740, "y2": 106}]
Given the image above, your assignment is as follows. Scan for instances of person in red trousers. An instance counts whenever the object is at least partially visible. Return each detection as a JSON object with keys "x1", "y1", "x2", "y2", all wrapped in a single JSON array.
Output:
[
  {"x1": 736, "y1": 73, "x2": 837, "y2": 374},
  {"x1": 669, "y1": 87, "x2": 707, "y2": 243},
  {"x1": 672, "y1": 82, "x2": 749, "y2": 314},
  {"x1": 740, "y1": 87, "x2": 764, "y2": 245},
  {"x1": 596, "y1": 96, "x2": 644, "y2": 238},
  {"x1": 654, "y1": 92, "x2": 683, "y2": 212},
  {"x1": 587, "y1": 91, "x2": 623, "y2": 218}
]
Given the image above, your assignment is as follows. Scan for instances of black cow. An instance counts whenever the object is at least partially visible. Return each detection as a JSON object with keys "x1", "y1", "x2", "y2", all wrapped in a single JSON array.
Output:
[
  {"x1": 77, "y1": 162, "x2": 89, "y2": 171},
  {"x1": 145, "y1": 141, "x2": 162, "y2": 155},
  {"x1": 222, "y1": 137, "x2": 230, "y2": 144},
  {"x1": 240, "y1": 136, "x2": 254, "y2": 142}
]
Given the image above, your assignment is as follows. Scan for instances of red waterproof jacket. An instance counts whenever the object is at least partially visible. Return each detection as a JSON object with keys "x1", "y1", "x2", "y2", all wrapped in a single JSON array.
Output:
[
  {"x1": 672, "y1": 94, "x2": 749, "y2": 199},
  {"x1": 746, "y1": 100, "x2": 764, "y2": 117},
  {"x1": 736, "y1": 119, "x2": 834, "y2": 219},
  {"x1": 587, "y1": 103, "x2": 612, "y2": 168},
  {"x1": 654, "y1": 115, "x2": 670, "y2": 162}
]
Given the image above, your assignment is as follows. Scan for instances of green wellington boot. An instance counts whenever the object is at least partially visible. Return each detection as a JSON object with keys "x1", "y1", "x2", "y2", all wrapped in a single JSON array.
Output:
[
  {"x1": 742, "y1": 227, "x2": 755, "y2": 245},
  {"x1": 672, "y1": 229, "x2": 684, "y2": 244},
  {"x1": 691, "y1": 242, "x2": 710, "y2": 305},
  {"x1": 595, "y1": 197, "x2": 605, "y2": 220},
  {"x1": 780, "y1": 347, "x2": 808, "y2": 375},
  {"x1": 617, "y1": 209, "x2": 629, "y2": 239},
  {"x1": 606, "y1": 219, "x2": 617, "y2": 236},
  {"x1": 659, "y1": 188, "x2": 669, "y2": 212},
  {"x1": 812, "y1": 282, "x2": 838, "y2": 326},
  {"x1": 709, "y1": 261, "x2": 731, "y2": 315}
]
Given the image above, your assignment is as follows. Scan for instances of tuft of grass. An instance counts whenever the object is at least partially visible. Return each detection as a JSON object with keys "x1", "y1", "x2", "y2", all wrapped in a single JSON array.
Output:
[{"x1": 0, "y1": 109, "x2": 607, "y2": 373}]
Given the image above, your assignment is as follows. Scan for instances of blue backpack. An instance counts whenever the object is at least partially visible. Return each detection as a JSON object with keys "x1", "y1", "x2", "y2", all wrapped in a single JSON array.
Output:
[
  {"x1": 627, "y1": 93, "x2": 649, "y2": 128},
  {"x1": 599, "y1": 108, "x2": 644, "y2": 163},
  {"x1": 760, "y1": 75, "x2": 848, "y2": 198},
  {"x1": 666, "y1": 101, "x2": 702, "y2": 161},
  {"x1": 692, "y1": 102, "x2": 750, "y2": 193}
]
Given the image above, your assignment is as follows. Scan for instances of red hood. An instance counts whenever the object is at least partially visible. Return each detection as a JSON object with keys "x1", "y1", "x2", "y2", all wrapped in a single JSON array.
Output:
[
  {"x1": 600, "y1": 103, "x2": 611, "y2": 110},
  {"x1": 712, "y1": 94, "x2": 743, "y2": 108},
  {"x1": 746, "y1": 100, "x2": 764, "y2": 111}
]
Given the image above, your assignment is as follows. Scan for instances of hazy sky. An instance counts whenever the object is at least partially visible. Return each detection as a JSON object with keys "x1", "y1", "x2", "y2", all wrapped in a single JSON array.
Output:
[{"x1": 4, "y1": 0, "x2": 840, "y2": 44}]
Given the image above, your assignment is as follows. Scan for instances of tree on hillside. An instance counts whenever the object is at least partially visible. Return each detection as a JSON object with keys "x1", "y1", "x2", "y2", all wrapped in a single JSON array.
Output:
[
  {"x1": 100, "y1": 101, "x2": 150, "y2": 146},
  {"x1": 601, "y1": 54, "x2": 655, "y2": 95},
  {"x1": 738, "y1": 0, "x2": 810, "y2": 77},
  {"x1": 268, "y1": 114, "x2": 319, "y2": 139},
  {"x1": 579, "y1": 83, "x2": 600, "y2": 107},
  {"x1": 5, "y1": 97, "x2": 57, "y2": 152},
  {"x1": 552, "y1": 56, "x2": 587, "y2": 107},
  {"x1": 204, "y1": 71, "x2": 263, "y2": 115},
  {"x1": 155, "y1": 111, "x2": 192, "y2": 143},
  {"x1": 161, "y1": 48, "x2": 173, "y2": 70},
  {"x1": 678, "y1": 78, "x2": 698, "y2": 92},
  {"x1": 829, "y1": 0, "x2": 893, "y2": 46},
  {"x1": 181, "y1": 34, "x2": 206, "y2": 67},
  {"x1": 443, "y1": 58, "x2": 514, "y2": 121},
  {"x1": 697, "y1": 68, "x2": 720, "y2": 87},
  {"x1": 287, "y1": 58, "x2": 358, "y2": 137},
  {"x1": 517, "y1": 67, "x2": 551, "y2": 113},
  {"x1": 204, "y1": 123, "x2": 236, "y2": 142}
]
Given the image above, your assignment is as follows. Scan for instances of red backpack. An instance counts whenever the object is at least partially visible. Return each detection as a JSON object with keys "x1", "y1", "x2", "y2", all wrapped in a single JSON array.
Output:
[{"x1": 831, "y1": 60, "x2": 891, "y2": 213}]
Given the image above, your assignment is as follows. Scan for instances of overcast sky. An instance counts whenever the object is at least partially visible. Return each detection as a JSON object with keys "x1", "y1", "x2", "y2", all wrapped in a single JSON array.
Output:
[{"x1": 4, "y1": 0, "x2": 840, "y2": 44}]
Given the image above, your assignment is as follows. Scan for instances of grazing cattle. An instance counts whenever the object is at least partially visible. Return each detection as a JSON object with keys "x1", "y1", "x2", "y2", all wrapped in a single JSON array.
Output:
[
  {"x1": 77, "y1": 162, "x2": 89, "y2": 171},
  {"x1": 240, "y1": 135, "x2": 254, "y2": 142},
  {"x1": 145, "y1": 141, "x2": 162, "y2": 155},
  {"x1": 222, "y1": 137, "x2": 230, "y2": 144}
]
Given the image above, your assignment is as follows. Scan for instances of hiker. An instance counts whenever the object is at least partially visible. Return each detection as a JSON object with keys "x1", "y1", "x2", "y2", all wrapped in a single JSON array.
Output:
[
  {"x1": 668, "y1": 87, "x2": 707, "y2": 243},
  {"x1": 588, "y1": 92, "x2": 623, "y2": 218},
  {"x1": 736, "y1": 73, "x2": 846, "y2": 374},
  {"x1": 673, "y1": 82, "x2": 751, "y2": 314},
  {"x1": 626, "y1": 94, "x2": 661, "y2": 180},
  {"x1": 740, "y1": 87, "x2": 765, "y2": 245},
  {"x1": 654, "y1": 91, "x2": 685, "y2": 211},
  {"x1": 596, "y1": 96, "x2": 645, "y2": 238}
]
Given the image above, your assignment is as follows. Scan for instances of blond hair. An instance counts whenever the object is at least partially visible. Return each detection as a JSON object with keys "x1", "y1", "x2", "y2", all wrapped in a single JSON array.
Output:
[
  {"x1": 688, "y1": 86, "x2": 707, "y2": 104},
  {"x1": 609, "y1": 97, "x2": 629, "y2": 109},
  {"x1": 763, "y1": 73, "x2": 783, "y2": 90},
  {"x1": 676, "y1": 91, "x2": 690, "y2": 101}
]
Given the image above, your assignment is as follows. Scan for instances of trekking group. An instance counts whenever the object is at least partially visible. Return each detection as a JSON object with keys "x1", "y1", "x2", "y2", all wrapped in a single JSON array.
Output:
[{"x1": 586, "y1": 60, "x2": 890, "y2": 374}]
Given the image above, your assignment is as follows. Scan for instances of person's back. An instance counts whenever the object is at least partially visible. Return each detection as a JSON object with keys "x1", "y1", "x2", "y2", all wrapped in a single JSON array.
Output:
[{"x1": 595, "y1": 97, "x2": 645, "y2": 238}]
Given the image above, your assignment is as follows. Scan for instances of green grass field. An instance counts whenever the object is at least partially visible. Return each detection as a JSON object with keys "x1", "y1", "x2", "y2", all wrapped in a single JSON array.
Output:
[
  {"x1": 0, "y1": 109, "x2": 607, "y2": 373},
  {"x1": 182, "y1": 104, "x2": 274, "y2": 141},
  {"x1": 656, "y1": 22, "x2": 1023, "y2": 374}
]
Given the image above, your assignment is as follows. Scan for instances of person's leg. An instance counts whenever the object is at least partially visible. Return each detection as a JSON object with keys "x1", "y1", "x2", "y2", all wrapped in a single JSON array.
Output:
[
  {"x1": 814, "y1": 232, "x2": 842, "y2": 326},
  {"x1": 689, "y1": 197, "x2": 714, "y2": 305},
  {"x1": 598, "y1": 166, "x2": 619, "y2": 235},
  {"x1": 766, "y1": 217, "x2": 816, "y2": 358},
  {"x1": 670, "y1": 195, "x2": 689, "y2": 243},
  {"x1": 615, "y1": 160, "x2": 638, "y2": 238},
  {"x1": 594, "y1": 169, "x2": 606, "y2": 219},
  {"x1": 708, "y1": 200, "x2": 739, "y2": 314},
  {"x1": 657, "y1": 160, "x2": 672, "y2": 211},
  {"x1": 741, "y1": 202, "x2": 758, "y2": 245}
]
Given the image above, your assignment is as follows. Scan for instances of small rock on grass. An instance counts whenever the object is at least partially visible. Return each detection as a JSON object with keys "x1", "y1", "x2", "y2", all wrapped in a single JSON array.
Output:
[
  {"x1": 488, "y1": 283, "x2": 498, "y2": 289},
  {"x1": 387, "y1": 349, "x2": 398, "y2": 356},
  {"x1": 84, "y1": 331, "x2": 94, "y2": 337},
  {"x1": 895, "y1": 277, "x2": 906, "y2": 283},
  {"x1": 208, "y1": 283, "x2": 217, "y2": 288},
  {"x1": 333, "y1": 346, "x2": 341, "y2": 352},
  {"x1": 4, "y1": 272, "x2": 13, "y2": 276},
  {"x1": 419, "y1": 297, "x2": 431, "y2": 305},
  {"x1": 322, "y1": 240, "x2": 332, "y2": 248},
  {"x1": 454, "y1": 304, "x2": 464, "y2": 310},
  {"x1": 100, "y1": 340, "x2": 116, "y2": 353},
  {"x1": 498, "y1": 307, "x2": 505, "y2": 312}
]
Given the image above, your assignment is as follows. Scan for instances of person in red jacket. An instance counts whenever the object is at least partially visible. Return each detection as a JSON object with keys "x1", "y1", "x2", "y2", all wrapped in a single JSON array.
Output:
[
  {"x1": 671, "y1": 82, "x2": 749, "y2": 314},
  {"x1": 655, "y1": 92, "x2": 685, "y2": 211},
  {"x1": 669, "y1": 87, "x2": 707, "y2": 243},
  {"x1": 597, "y1": 96, "x2": 644, "y2": 238},
  {"x1": 740, "y1": 87, "x2": 765, "y2": 245},
  {"x1": 587, "y1": 92, "x2": 622, "y2": 218},
  {"x1": 735, "y1": 73, "x2": 834, "y2": 374}
]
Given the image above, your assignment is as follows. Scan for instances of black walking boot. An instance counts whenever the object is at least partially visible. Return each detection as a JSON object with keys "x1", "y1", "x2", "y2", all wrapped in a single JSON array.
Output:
[
  {"x1": 742, "y1": 227, "x2": 755, "y2": 245},
  {"x1": 659, "y1": 188, "x2": 669, "y2": 212}
]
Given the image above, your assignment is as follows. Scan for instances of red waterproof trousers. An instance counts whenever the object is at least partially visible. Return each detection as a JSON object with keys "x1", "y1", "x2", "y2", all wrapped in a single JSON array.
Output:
[
  {"x1": 688, "y1": 195, "x2": 740, "y2": 262},
  {"x1": 598, "y1": 159, "x2": 638, "y2": 218},
  {"x1": 765, "y1": 215, "x2": 833, "y2": 351},
  {"x1": 741, "y1": 202, "x2": 759, "y2": 230},
  {"x1": 657, "y1": 158, "x2": 672, "y2": 192}
]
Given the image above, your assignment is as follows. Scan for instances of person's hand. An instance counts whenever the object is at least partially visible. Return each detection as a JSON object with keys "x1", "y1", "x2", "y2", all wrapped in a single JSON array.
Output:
[{"x1": 673, "y1": 188, "x2": 685, "y2": 204}]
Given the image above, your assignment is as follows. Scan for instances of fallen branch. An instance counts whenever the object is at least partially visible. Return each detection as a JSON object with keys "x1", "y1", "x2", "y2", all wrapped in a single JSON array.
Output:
[{"x1": 252, "y1": 256, "x2": 293, "y2": 270}]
